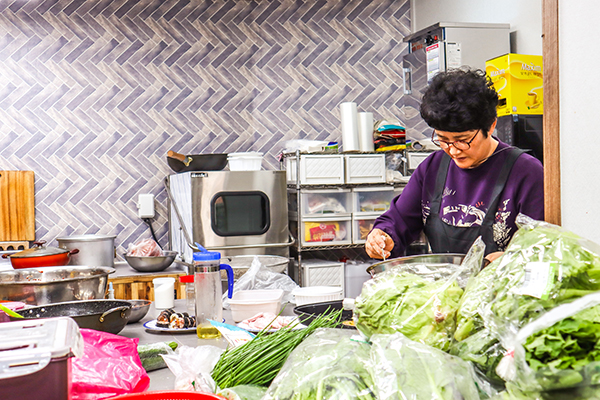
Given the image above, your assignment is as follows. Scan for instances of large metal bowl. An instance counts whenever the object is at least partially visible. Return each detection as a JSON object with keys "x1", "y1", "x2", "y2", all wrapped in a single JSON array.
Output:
[
  {"x1": 123, "y1": 251, "x2": 178, "y2": 272},
  {"x1": 367, "y1": 253, "x2": 466, "y2": 276},
  {"x1": 220, "y1": 255, "x2": 290, "y2": 280},
  {"x1": 0, "y1": 266, "x2": 115, "y2": 305}
]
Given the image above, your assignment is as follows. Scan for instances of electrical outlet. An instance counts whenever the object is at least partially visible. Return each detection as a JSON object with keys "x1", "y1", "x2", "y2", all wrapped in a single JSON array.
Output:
[{"x1": 138, "y1": 194, "x2": 155, "y2": 218}]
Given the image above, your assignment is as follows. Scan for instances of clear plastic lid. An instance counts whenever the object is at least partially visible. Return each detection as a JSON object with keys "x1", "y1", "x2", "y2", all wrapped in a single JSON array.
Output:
[{"x1": 0, "y1": 317, "x2": 83, "y2": 379}]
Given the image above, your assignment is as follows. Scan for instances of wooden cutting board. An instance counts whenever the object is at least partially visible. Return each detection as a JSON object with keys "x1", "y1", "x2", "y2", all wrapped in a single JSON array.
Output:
[{"x1": 0, "y1": 171, "x2": 35, "y2": 241}]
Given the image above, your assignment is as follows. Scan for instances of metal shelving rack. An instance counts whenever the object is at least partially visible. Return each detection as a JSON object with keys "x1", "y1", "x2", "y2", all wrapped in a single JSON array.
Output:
[{"x1": 281, "y1": 150, "x2": 406, "y2": 285}]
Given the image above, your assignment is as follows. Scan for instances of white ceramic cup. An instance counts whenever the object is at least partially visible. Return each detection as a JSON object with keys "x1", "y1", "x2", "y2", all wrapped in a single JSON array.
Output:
[{"x1": 153, "y1": 277, "x2": 175, "y2": 309}]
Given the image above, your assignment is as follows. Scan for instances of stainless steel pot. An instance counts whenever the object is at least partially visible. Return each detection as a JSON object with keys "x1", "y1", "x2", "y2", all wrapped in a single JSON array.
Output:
[
  {"x1": 0, "y1": 266, "x2": 115, "y2": 305},
  {"x1": 56, "y1": 234, "x2": 116, "y2": 267}
]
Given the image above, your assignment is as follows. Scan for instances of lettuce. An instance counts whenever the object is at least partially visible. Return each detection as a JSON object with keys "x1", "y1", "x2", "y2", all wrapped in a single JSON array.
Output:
[{"x1": 354, "y1": 269, "x2": 463, "y2": 351}]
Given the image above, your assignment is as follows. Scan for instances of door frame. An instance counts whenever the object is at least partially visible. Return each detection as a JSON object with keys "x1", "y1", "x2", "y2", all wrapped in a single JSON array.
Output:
[{"x1": 542, "y1": 0, "x2": 560, "y2": 225}]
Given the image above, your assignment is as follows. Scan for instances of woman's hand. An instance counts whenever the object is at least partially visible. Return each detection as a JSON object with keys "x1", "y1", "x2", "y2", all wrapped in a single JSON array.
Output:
[
  {"x1": 483, "y1": 251, "x2": 504, "y2": 268},
  {"x1": 365, "y1": 228, "x2": 394, "y2": 259}
]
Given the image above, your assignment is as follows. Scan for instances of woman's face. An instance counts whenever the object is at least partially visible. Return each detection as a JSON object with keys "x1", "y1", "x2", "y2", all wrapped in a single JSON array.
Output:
[{"x1": 433, "y1": 126, "x2": 498, "y2": 169}]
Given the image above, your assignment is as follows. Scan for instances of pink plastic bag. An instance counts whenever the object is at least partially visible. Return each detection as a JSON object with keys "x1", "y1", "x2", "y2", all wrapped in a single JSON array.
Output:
[
  {"x1": 127, "y1": 238, "x2": 163, "y2": 257},
  {"x1": 71, "y1": 329, "x2": 150, "y2": 400}
]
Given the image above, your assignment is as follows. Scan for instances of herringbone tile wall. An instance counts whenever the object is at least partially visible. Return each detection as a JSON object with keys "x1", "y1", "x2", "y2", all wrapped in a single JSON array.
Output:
[{"x1": 0, "y1": 0, "x2": 410, "y2": 253}]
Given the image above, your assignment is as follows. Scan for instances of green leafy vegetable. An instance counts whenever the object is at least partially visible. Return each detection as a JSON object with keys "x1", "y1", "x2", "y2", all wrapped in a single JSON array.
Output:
[
  {"x1": 370, "y1": 332, "x2": 483, "y2": 400},
  {"x1": 452, "y1": 215, "x2": 600, "y2": 383},
  {"x1": 263, "y1": 328, "x2": 375, "y2": 400},
  {"x1": 354, "y1": 269, "x2": 463, "y2": 351}
]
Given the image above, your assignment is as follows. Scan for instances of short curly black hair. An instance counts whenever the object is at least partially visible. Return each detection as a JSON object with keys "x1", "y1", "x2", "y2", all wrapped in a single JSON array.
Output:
[{"x1": 419, "y1": 68, "x2": 498, "y2": 136}]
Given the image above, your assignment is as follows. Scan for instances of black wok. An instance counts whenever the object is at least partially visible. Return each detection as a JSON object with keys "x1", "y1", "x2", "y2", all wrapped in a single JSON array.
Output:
[
  {"x1": 167, "y1": 150, "x2": 228, "y2": 172},
  {"x1": 12, "y1": 299, "x2": 132, "y2": 334}
]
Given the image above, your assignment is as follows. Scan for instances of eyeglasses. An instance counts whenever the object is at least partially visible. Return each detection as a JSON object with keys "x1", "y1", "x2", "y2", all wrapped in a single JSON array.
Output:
[{"x1": 431, "y1": 129, "x2": 480, "y2": 151}]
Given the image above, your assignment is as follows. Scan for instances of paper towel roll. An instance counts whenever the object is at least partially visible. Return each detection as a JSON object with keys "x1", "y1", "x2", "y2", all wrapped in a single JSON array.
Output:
[
  {"x1": 340, "y1": 102, "x2": 359, "y2": 152},
  {"x1": 358, "y1": 112, "x2": 374, "y2": 152}
]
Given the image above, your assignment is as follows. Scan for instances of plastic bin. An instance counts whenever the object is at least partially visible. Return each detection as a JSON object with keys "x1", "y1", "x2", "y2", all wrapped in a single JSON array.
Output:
[
  {"x1": 352, "y1": 213, "x2": 380, "y2": 244},
  {"x1": 228, "y1": 289, "x2": 284, "y2": 322},
  {"x1": 227, "y1": 152, "x2": 263, "y2": 171},
  {"x1": 292, "y1": 286, "x2": 344, "y2": 306},
  {"x1": 352, "y1": 186, "x2": 396, "y2": 213},
  {"x1": 299, "y1": 216, "x2": 352, "y2": 246},
  {"x1": 344, "y1": 153, "x2": 386, "y2": 183},
  {"x1": 299, "y1": 259, "x2": 345, "y2": 289},
  {"x1": 0, "y1": 317, "x2": 83, "y2": 400},
  {"x1": 286, "y1": 154, "x2": 344, "y2": 185}
]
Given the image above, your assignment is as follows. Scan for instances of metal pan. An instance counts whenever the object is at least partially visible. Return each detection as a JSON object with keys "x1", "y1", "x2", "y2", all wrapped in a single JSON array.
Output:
[
  {"x1": 293, "y1": 300, "x2": 355, "y2": 329},
  {"x1": 167, "y1": 151, "x2": 228, "y2": 172},
  {"x1": 12, "y1": 299, "x2": 132, "y2": 334},
  {"x1": 367, "y1": 253, "x2": 466, "y2": 276}
]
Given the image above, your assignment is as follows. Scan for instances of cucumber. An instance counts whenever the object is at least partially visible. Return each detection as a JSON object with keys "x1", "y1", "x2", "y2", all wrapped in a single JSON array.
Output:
[
  {"x1": 141, "y1": 355, "x2": 168, "y2": 372},
  {"x1": 137, "y1": 341, "x2": 178, "y2": 359}
]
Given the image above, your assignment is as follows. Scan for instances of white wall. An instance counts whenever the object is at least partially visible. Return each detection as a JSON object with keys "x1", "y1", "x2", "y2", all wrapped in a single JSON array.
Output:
[
  {"x1": 559, "y1": 1, "x2": 600, "y2": 244},
  {"x1": 411, "y1": 0, "x2": 542, "y2": 55}
]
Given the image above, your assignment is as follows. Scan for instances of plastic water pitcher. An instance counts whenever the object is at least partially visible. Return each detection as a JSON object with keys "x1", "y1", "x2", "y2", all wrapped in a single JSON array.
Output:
[{"x1": 193, "y1": 243, "x2": 233, "y2": 338}]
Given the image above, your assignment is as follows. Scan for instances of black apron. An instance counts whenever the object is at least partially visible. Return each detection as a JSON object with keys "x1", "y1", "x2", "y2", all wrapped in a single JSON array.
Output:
[{"x1": 423, "y1": 148, "x2": 524, "y2": 256}]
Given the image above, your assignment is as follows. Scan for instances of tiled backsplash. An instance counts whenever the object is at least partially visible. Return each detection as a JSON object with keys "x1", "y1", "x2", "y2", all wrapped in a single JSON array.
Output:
[{"x1": 0, "y1": 0, "x2": 410, "y2": 253}]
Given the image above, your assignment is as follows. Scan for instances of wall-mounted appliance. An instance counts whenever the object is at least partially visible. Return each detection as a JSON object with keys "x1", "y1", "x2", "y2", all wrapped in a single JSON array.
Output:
[
  {"x1": 401, "y1": 22, "x2": 511, "y2": 141},
  {"x1": 496, "y1": 114, "x2": 543, "y2": 163},
  {"x1": 166, "y1": 171, "x2": 292, "y2": 265}
]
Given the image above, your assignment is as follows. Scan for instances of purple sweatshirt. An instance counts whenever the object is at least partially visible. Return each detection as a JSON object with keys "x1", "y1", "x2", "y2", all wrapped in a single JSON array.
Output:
[{"x1": 373, "y1": 140, "x2": 544, "y2": 258}]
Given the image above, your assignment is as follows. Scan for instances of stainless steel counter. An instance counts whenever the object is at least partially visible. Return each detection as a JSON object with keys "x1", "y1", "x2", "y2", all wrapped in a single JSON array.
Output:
[{"x1": 119, "y1": 299, "x2": 296, "y2": 391}]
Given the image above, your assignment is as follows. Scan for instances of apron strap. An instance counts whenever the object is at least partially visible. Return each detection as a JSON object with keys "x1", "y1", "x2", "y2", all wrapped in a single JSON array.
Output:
[{"x1": 480, "y1": 147, "x2": 525, "y2": 228}]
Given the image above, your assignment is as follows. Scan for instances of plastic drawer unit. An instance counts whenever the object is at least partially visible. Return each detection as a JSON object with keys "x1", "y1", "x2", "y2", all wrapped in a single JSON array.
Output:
[
  {"x1": 352, "y1": 213, "x2": 381, "y2": 244},
  {"x1": 352, "y1": 186, "x2": 397, "y2": 214},
  {"x1": 286, "y1": 154, "x2": 344, "y2": 185},
  {"x1": 299, "y1": 259, "x2": 345, "y2": 290},
  {"x1": 344, "y1": 153, "x2": 386, "y2": 184},
  {"x1": 289, "y1": 215, "x2": 352, "y2": 247},
  {"x1": 288, "y1": 188, "x2": 352, "y2": 218}
]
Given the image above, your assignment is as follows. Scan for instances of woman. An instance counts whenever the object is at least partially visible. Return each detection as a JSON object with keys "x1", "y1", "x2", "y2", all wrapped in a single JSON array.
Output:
[{"x1": 365, "y1": 69, "x2": 544, "y2": 263}]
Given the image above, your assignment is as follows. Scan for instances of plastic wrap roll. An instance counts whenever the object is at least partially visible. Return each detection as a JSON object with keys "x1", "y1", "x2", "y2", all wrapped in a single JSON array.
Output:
[
  {"x1": 340, "y1": 102, "x2": 359, "y2": 152},
  {"x1": 358, "y1": 112, "x2": 374, "y2": 151}
]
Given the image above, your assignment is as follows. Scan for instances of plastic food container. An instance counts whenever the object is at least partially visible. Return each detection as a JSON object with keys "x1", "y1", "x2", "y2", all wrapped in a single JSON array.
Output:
[
  {"x1": 227, "y1": 152, "x2": 263, "y2": 171},
  {"x1": 292, "y1": 286, "x2": 344, "y2": 306},
  {"x1": 0, "y1": 317, "x2": 83, "y2": 400},
  {"x1": 229, "y1": 289, "x2": 284, "y2": 322}
]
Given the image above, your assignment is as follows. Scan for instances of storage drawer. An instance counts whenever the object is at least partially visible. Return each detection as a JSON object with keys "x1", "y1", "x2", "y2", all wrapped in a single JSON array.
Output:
[
  {"x1": 352, "y1": 186, "x2": 396, "y2": 213},
  {"x1": 344, "y1": 154, "x2": 386, "y2": 184},
  {"x1": 289, "y1": 188, "x2": 351, "y2": 217},
  {"x1": 286, "y1": 154, "x2": 344, "y2": 185},
  {"x1": 352, "y1": 213, "x2": 381, "y2": 244},
  {"x1": 297, "y1": 216, "x2": 352, "y2": 246},
  {"x1": 300, "y1": 259, "x2": 345, "y2": 290}
]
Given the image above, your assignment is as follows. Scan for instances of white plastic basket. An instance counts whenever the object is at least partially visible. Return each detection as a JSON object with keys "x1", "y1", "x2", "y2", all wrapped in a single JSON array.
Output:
[{"x1": 292, "y1": 286, "x2": 344, "y2": 306}]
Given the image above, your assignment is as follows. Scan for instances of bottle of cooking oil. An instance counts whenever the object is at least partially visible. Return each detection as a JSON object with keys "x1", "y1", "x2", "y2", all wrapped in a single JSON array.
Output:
[{"x1": 196, "y1": 316, "x2": 221, "y2": 339}]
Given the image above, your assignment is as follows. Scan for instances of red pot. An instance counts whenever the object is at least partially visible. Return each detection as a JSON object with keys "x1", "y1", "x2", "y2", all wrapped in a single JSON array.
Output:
[{"x1": 2, "y1": 241, "x2": 79, "y2": 269}]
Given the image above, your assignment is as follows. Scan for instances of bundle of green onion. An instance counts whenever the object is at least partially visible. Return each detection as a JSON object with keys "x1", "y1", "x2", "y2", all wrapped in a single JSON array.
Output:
[{"x1": 212, "y1": 309, "x2": 343, "y2": 389}]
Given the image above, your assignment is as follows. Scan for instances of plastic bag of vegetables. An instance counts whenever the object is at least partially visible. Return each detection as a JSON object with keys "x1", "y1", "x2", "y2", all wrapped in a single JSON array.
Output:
[
  {"x1": 369, "y1": 332, "x2": 488, "y2": 400},
  {"x1": 452, "y1": 214, "x2": 600, "y2": 383},
  {"x1": 493, "y1": 292, "x2": 600, "y2": 394},
  {"x1": 263, "y1": 328, "x2": 375, "y2": 400},
  {"x1": 354, "y1": 237, "x2": 484, "y2": 350}
]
